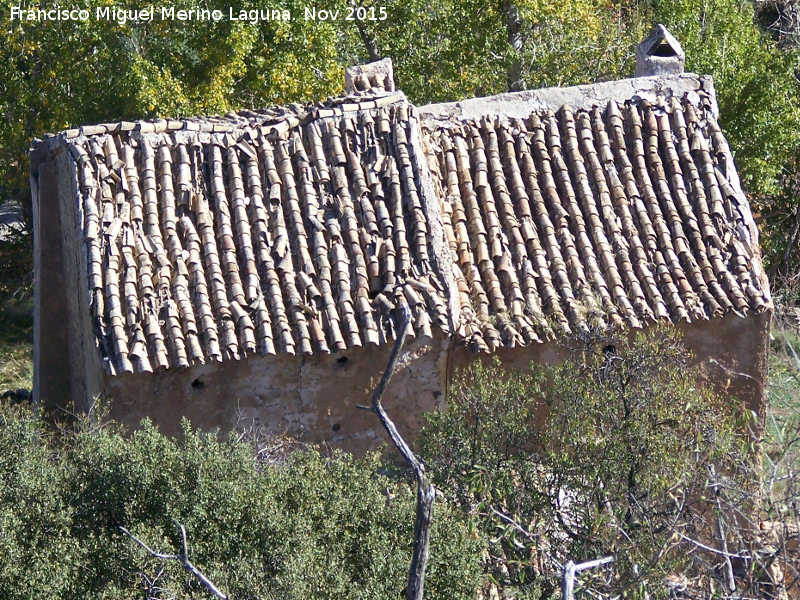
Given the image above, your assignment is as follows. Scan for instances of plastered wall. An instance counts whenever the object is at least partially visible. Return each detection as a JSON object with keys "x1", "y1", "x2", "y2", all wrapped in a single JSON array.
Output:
[
  {"x1": 105, "y1": 332, "x2": 452, "y2": 455},
  {"x1": 102, "y1": 312, "x2": 769, "y2": 454}
]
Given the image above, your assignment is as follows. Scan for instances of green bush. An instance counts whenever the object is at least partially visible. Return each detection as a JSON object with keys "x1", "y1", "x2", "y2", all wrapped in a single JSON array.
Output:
[
  {"x1": 420, "y1": 327, "x2": 745, "y2": 598},
  {"x1": 0, "y1": 405, "x2": 482, "y2": 600}
]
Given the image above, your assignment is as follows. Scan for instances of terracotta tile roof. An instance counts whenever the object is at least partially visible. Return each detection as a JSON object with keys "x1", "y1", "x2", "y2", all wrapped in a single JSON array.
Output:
[
  {"x1": 56, "y1": 91, "x2": 451, "y2": 375},
  {"x1": 36, "y1": 75, "x2": 771, "y2": 374},
  {"x1": 421, "y1": 94, "x2": 770, "y2": 351}
]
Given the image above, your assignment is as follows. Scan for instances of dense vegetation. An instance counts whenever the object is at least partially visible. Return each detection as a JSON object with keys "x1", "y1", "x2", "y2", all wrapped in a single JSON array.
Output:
[
  {"x1": 0, "y1": 328, "x2": 795, "y2": 599},
  {"x1": 0, "y1": 406, "x2": 483, "y2": 599},
  {"x1": 418, "y1": 327, "x2": 760, "y2": 598}
]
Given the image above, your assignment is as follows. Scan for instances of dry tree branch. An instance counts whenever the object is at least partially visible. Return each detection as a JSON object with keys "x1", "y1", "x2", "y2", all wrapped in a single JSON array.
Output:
[
  {"x1": 676, "y1": 532, "x2": 751, "y2": 560},
  {"x1": 358, "y1": 305, "x2": 434, "y2": 600},
  {"x1": 138, "y1": 565, "x2": 168, "y2": 600},
  {"x1": 561, "y1": 556, "x2": 614, "y2": 600},
  {"x1": 490, "y1": 507, "x2": 538, "y2": 542},
  {"x1": 119, "y1": 523, "x2": 228, "y2": 600}
]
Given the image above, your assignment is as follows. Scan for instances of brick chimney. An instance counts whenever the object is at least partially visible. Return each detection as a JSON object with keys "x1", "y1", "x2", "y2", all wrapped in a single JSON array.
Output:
[{"x1": 635, "y1": 25, "x2": 685, "y2": 77}]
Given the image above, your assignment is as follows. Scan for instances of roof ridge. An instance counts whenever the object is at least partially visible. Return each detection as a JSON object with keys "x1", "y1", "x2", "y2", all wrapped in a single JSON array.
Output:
[
  {"x1": 418, "y1": 73, "x2": 717, "y2": 122},
  {"x1": 33, "y1": 90, "x2": 408, "y2": 146}
]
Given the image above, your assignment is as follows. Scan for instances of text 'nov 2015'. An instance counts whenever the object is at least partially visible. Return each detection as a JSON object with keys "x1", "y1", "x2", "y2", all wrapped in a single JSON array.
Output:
[{"x1": 9, "y1": 5, "x2": 389, "y2": 24}]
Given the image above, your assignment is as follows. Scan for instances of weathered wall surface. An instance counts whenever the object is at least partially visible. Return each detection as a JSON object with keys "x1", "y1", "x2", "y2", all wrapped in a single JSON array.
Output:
[
  {"x1": 454, "y1": 313, "x2": 772, "y2": 429},
  {"x1": 104, "y1": 311, "x2": 769, "y2": 454},
  {"x1": 105, "y1": 332, "x2": 451, "y2": 455},
  {"x1": 679, "y1": 311, "x2": 771, "y2": 419},
  {"x1": 471, "y1": 313, "x2": 771, "y2": 421},
  {"x1": 30, "y1": 148, "x2": 73, "y2": 411},
  {"x1": 31, "y1": 147, "x2": 105, "y2": 416}
]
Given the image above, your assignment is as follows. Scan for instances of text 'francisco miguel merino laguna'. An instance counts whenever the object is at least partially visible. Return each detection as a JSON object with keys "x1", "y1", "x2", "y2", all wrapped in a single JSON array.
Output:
[
  {"x1": 10, "y1": 6, "x2": 291, "y2": 23},
  {"x1": 10, "y1": 5, "x2": 388, "y2": 23}
]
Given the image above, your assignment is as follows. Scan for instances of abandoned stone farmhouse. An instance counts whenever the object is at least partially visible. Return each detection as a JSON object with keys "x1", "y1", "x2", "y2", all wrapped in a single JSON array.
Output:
[{"x1": 30, "y1": 29, "x2": 771, "y2": 453}]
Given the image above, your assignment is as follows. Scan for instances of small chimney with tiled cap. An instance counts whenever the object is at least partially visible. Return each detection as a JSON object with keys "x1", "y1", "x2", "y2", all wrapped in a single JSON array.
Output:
[
  {"x1": 635, "y1": 24, "x2": 685, "y2": 77},
  {"x1": 345, "y1": 57, "x2": 395, "y2": 93}
]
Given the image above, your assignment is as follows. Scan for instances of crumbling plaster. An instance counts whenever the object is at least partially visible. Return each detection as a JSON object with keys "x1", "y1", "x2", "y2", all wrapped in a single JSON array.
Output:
[
  {"x1": 100, "y1": 310, "x2": 769, "y2": 456},
  {"x1": 103, "y1": 331, "x2": 453, "y2": 456}
]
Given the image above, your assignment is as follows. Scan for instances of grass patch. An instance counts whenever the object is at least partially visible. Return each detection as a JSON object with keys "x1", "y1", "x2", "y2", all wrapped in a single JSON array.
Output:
[
  {"x1": 0, "y1": 237, "x2": 33, "y2": 392},
  {"x1": 0, "y1": 342, "x2": 32, "y2": 391},
  {"x1": 767, "y1": 310, "x2": 800, "y2": 471}
]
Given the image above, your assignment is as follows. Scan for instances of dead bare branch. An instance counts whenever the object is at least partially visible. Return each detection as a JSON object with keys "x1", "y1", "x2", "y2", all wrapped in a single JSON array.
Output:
[
  {"x1": 561, "y1": 556, "x2": 614, "y2": 600},
  {"x1": 363, "y1": 304, "x2": 434, "y2": 600},
  {"x1": 119, "y1": 523, "x2": 228, "y2": 600},
  {"x1": 676, "y1": 532, "x2": 751, "y2": 560}
]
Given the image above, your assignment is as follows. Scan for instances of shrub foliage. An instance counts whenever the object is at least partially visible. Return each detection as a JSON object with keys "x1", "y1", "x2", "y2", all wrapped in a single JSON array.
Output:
[
  {"x1": 420, "y1": 327, "x2": 747, "y2": 598},
  {"x1": 0, "y1": 407, "x2": 482, "y2": 600}
]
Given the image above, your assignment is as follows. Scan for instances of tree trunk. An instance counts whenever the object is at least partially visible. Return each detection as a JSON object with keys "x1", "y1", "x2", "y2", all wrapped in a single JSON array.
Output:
[
  {"x1": 501, "y1": 0, "x2": 524, "y2": 92},
  {"x1": 351, "y1": 0, "x2": 381, "y2": 62},
  {"x1": 363, "y1": 306, "x2": 434, "y2": 600},
  {"x1": 779, "y1": 202, "x2": 800, "y2": 278}
]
